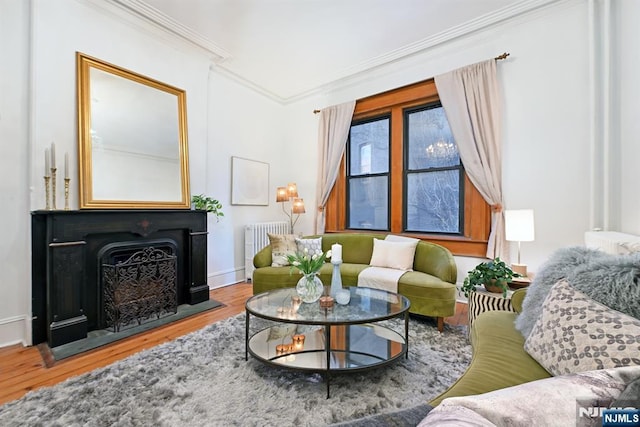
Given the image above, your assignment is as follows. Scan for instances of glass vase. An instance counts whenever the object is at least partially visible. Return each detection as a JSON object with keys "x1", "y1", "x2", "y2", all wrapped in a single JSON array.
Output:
[{"x1": 296, "y1": 273, "x2": 324, "y2": 303}]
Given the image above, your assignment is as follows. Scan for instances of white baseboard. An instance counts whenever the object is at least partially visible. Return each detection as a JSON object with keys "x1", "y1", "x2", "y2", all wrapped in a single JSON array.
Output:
[
  {"x1": 207, "y1": 267, "x2": 246, "y2": 289},
  {"x1": 0, "y1": 314, "x2": 29, "y2": 348}
]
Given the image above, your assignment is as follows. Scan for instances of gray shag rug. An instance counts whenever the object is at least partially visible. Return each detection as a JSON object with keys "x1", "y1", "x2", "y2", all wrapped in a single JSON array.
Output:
[
  {"x1": 0, "y1": 314, "x2": 471, "y2": 427},
  {"x1": 515, "y1": 246, "x2": 640, "y2": 338}
]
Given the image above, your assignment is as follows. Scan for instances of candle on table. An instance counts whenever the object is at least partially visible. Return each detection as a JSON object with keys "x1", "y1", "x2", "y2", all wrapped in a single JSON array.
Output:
[
  {"x1": 50, "y1": 142, "x2": 56, "y2": 169},
  {"x1": 44, "y1": 148, "x2": 50, "y2": 177},
  {"x1": 64, "y1": 153, "x2": 69, "y2": 179},
  {"x1": 331, "y1": 243, "x2": 342, "y2": 263}
]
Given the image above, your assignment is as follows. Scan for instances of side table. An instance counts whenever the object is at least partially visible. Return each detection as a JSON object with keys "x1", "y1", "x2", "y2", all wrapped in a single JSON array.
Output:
[{"x1": 467, "y1": 286, "x2": 515, "y2": 330}]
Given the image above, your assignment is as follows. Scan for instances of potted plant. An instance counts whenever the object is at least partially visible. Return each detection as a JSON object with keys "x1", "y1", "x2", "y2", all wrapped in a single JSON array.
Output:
[
  {"x1": 461, "y1": 257, "x2": 521, "y2": 298},
  {"x1": 191, "y1": 194, "x2": 224, "y2": 221}
]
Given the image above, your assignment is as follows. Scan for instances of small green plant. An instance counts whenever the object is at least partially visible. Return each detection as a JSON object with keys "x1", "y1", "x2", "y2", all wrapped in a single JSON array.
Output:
[
  {"x1": 191, "y1": 194, "x2": 224, "y2": 221},
  {"x1": 461, "y1": 257, "x2": 521, "y2": 298}
]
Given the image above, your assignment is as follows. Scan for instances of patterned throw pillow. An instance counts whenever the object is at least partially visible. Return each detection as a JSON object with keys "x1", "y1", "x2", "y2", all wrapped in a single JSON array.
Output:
[
  {"x1": 524, "y1": 280, "x2": 640, "y2": 376},
  {"x1": 295, "y1": 237, "x2": 322, "y2": 256},
  {"x1": 267, "y1": 233, "x2": 297, "y2": 267}
]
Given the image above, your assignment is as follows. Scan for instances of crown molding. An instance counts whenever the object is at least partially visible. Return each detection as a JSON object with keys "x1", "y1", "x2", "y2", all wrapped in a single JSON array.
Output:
[
  {"x1": 111, "y1": 0, "x2": 563, "y2": 104},
  {"x1": 108, "y1": 0, "x2": 231, "y2": 63},
  {"x1": 331, "y1": 0, "x2": 561, "y2": 82}
]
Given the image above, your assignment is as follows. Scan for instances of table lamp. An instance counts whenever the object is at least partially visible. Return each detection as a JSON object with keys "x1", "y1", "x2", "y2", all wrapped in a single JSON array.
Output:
[{"x1": 504, "y1": 209, "x2": 535, "y2": 277}]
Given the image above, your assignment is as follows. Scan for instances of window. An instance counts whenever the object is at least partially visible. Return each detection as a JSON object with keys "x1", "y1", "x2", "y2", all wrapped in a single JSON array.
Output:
[
  {"x1": 324, "y1": 79, "x2": 490, "y2": 257},
  {"x1": 404, "y1": 104, "x2": 463, "y2": 234},
  {"x1": 347, "y1": 117, "x2": 389, "y2": 230}
]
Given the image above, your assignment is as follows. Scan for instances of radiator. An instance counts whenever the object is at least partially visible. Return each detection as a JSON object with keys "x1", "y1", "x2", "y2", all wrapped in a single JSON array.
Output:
[
  {"x1": 584, "y1": 231, "x2": 640, "y2": 255},
  {"x1": 245, "y1": 221, "x2": 290, "y2": 281}
]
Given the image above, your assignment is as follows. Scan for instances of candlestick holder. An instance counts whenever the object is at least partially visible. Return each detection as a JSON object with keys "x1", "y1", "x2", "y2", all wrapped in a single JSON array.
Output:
[
  {"x1": 50, "y1": 168, "x2": 57, "y2": 210},
  {"x1": 330, "y1": 259, "x2": 343, "y2": 298},
  {"x1": 64, "y1": 178, "x2": 70, "y2": 210},
  {"x1": 44, "y1": 176, "x2": 51, "y2": 210}
]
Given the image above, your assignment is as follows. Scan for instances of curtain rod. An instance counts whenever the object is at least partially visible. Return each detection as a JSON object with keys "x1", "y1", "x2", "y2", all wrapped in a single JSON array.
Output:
[{"x1": 313, "y1": 52, "x2": 510, "y2": 114}]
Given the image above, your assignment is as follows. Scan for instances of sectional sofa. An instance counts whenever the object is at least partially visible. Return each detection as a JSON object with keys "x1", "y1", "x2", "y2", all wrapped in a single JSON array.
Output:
[{"x1": 251, "y1": 233, "x2": 458, "y2": 331}]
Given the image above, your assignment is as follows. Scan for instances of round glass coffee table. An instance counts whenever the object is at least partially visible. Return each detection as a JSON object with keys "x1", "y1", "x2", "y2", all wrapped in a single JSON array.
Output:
[{"x1": 245, "y1": 286, "x2": 410, "y2": 398}]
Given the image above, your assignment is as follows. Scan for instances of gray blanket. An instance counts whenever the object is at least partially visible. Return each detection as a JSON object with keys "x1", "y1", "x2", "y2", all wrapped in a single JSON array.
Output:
[{"x1": 515, "y1": 246, "x2": 640, "y2": 338}]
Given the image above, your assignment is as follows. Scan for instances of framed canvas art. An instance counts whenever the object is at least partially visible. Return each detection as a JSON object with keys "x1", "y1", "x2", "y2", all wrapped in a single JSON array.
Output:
[{"x1": 231, "y1": 156, "x2": 269, "y2": 205}]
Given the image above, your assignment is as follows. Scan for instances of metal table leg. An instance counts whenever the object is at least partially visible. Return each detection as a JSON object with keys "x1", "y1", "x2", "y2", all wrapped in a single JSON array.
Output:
[
  {"x1": 245, "y1": 310, "x2": 249, "y2": 361},
  {"x1": 405, "y1": 311, "x2": 409, "y2": 359},
  {"x1": 325, "y1": 325, "x2": 331, "y2": 399}
]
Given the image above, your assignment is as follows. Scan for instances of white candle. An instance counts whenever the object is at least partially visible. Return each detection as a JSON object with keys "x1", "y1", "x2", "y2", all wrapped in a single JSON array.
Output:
[
  {"x1": 64, "y1": 153, "x2": 69, "y2": 179},
  {"x1": 50, "y1": 142, "x2": 56, "y2": 169},
  {"x1": 44, "y1": 148, "x2": 50, "y2": 176},
  {"x1": 331, "y1": 243, "x2": 342, "y2": 263}
]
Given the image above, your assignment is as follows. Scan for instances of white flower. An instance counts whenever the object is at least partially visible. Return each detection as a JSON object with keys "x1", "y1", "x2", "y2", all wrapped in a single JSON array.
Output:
[
  {"x1": 292, "y1": 261, "x2": 301, "y2": 266},
  {"x1": 326, "y1": 250, "x2": 332, "y2": 258},
  {"x1": 304, "y1": 248, "x2": 309, "y2": 254}
]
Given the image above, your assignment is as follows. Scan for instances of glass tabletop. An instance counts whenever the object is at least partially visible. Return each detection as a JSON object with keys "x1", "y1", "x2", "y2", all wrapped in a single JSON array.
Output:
[{"x1": 245, "y1": 286, "x2": 410, "y2": 325}]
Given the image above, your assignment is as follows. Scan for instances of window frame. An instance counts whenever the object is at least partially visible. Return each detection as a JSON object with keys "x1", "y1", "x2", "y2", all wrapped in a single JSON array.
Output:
[
  {"x1": 402, "y1": 102, "x2": 465, "y2": 235},
  {"x1": 346, "y1": 115, "x2": 391, "y2": 231},
  {"x1": 323, "y1": 78, "x2": 490, "y2": 257}
]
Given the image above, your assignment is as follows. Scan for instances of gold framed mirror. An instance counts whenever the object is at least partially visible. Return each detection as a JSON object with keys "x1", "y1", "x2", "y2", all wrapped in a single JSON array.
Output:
[{"x1": 76, "y1": 52, "x2": 190, "y2": 209}]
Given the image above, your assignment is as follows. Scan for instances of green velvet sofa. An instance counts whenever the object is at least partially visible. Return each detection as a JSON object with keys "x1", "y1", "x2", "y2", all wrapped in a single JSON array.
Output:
[
  {"x1": 252, "y1": 233, "x2": 458, "y2": 331},
  {"x1": 428, "y1": 288, "x2": 551, "y2": 405}
]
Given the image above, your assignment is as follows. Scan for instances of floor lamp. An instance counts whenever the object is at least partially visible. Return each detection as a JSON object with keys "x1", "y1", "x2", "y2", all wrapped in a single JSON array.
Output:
[
  {"x1": 276, "y1": 182, "x2": 305, "y2": 234},
  {"x1": 504, "y1": 209, "x2": 535, "y2": 277}
]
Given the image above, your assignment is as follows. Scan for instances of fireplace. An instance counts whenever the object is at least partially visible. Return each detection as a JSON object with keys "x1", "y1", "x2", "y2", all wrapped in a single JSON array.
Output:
[
  {"x1": 31, "y1": 210, "x2": 209, "y2": 348},
  {"x1": 101, "y1": 242, "x2": 178, "y2": 332}
]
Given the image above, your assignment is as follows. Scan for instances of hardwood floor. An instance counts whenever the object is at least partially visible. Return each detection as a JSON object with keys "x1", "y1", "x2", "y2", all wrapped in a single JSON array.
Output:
[{"x1": 0, "y1": 282, "x2": 467, "y2": 406}]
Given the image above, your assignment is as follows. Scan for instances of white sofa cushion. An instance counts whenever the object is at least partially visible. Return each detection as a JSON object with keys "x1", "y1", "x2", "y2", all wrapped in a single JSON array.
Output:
[{"x1": 369, "y1": 238, "x2": 418, "y2": 271}]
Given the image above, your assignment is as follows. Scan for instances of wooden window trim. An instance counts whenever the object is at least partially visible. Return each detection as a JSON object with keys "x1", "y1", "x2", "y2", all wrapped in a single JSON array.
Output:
[{"x1": 324, "y1": 79, "x2": 490, "y2": 257}]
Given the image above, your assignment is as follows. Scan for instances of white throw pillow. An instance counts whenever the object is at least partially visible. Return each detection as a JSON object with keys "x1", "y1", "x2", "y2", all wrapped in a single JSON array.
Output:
[
  {"x1": 295, "y1": 237, "x2": 322, "y2": 255},
  {"x1": 369, "y1": 238, "x2": 418, "y2": 271},
  {"x1": 419, "y1": 366, "x2": 640, "y2": 427}
]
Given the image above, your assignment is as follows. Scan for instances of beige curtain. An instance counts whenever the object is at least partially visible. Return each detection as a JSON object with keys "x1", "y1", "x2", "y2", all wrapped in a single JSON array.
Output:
[
  {"x1": 434, "y1": 59, "x2": 507, "y2": 260},
  {"x1": 315, "y1": 100, "x2": 356, "y2": 234}
]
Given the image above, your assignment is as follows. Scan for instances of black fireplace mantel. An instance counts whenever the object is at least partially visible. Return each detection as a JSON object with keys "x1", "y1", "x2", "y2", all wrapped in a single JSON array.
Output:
[{"x1": 31, "y1": 209, "x2": 209, "y2": 347}]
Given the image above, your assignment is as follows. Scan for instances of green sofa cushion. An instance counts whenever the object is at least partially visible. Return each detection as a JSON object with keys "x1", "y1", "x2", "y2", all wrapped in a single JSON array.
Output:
[
  {"x1": 252, "y1": 266, "x2": 301, "y2": 294},
  {"x1": 317, "y1": 233, "x2": 385, "y2": 265},
  {"x1": 511, "y1": 288, "x2": 527, "y2": 313},
  {"x1": 429, "y1": 310, "x2": 551, "y2": 406},
  {"x1": 318, "y1": 263, "x2": 368, "y2": 286}
]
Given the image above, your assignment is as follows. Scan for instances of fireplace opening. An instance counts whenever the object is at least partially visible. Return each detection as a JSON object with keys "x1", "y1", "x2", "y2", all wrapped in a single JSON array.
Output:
[{"x1": 99, "y1": 240, "x2": 178, "y2": 332}]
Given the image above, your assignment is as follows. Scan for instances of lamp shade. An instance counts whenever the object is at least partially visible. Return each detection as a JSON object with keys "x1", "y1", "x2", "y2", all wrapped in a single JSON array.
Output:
[
  {"x1": 505, "y1": 209, "x2": 535, "y2": 242},
  {"x1": 287, "y1": 182, "x2": 298, "y2": 198},
  {"x1": 292, "y1": 198, "x2": 305, "y2": 214},
  {"x1": 276, "y1": 187, "x2": 288, "y2": 202}
]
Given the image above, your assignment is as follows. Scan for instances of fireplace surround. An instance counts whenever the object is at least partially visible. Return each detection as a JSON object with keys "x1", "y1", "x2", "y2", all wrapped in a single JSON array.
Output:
[{"x1": 31, "y1": 210, "x2": 208, "y2": 348}]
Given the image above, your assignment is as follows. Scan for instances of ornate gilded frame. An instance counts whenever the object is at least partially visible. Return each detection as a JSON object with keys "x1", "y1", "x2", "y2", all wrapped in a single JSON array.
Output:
[{"x1": 76, "y1": 52, "x2": 190, "y2": 209}]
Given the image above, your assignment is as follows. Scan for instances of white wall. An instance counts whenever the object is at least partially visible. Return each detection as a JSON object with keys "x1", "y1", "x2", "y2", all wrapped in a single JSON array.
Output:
[
  {"x1": 617, "y1": 0, "x2": 640, "y2": 235},
  {"x1": 0, "y1": 0, "x2": 32, "y2": 347},
  {"x1": 0, "y1": 0, "x2": 292, "y2": 347},
  {"x1": 205, "y1": 70, "x2": 289, "y2": 287},
  {"x1": 284, "y1": 0, "x2": 627, "y2": 281}
]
